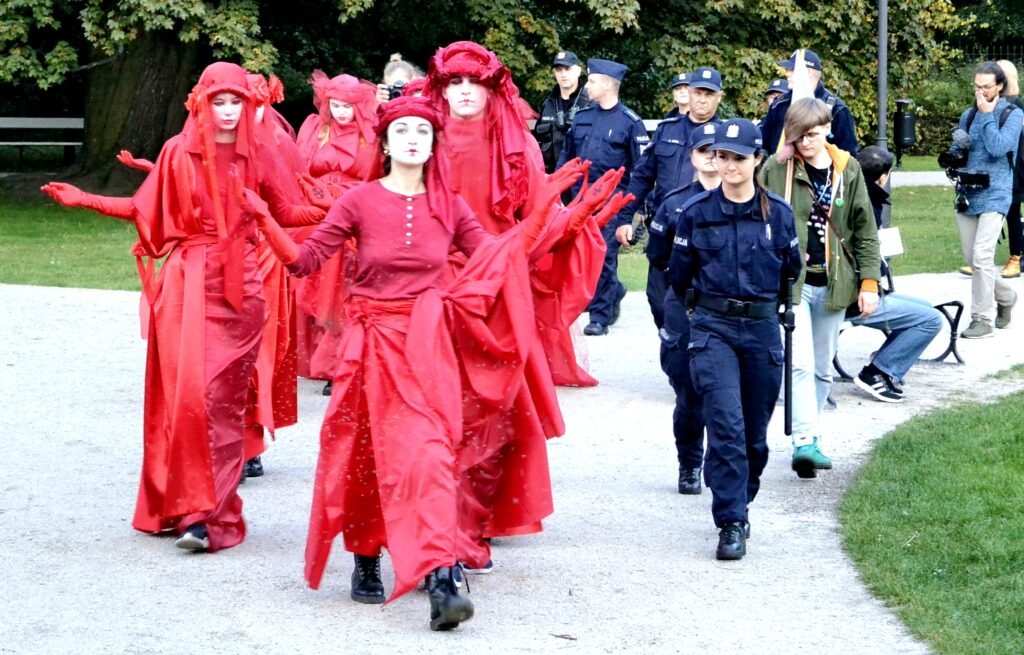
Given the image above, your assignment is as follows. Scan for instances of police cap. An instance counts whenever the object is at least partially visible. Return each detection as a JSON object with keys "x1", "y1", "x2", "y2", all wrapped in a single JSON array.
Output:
[
  {"x1": 688, "y1": 122, "x2": 718, "y2": 149},
  {"x1": 764, "y1": 78, "x2": 790, "y2": 95},
  {"x1": 669, "y1": 72, "x2": 690, "y2": 89},
  {"x1": 778, "y1": 49, "x2": 823, "y2": 71},
  {"x1": 587, "y1": 58, "x2": 628, "y2": 81},
  {"x1": 689, "y1": 67, "x2": 722, "y2": 93},
  {"x1": 552, "y1": 51, "x2": 581, "y2": 68},
  {"x1": 710, "y1": 119, "x2": 763, "y2": 157}
]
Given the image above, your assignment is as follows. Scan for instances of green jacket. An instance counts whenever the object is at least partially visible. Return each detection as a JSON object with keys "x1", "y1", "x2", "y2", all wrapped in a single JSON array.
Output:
[{"x1": 759, "y1": 146, "x2": 880, "y2": 311}]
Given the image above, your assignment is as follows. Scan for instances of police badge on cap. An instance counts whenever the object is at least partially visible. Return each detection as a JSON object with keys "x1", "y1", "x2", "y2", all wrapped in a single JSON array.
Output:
[
  {"x1": 552, "y1": 51, "x2": 581, "y2": 67},
  {"x1": 710, "y1": 118, "x2": 763, "y2": 156}
]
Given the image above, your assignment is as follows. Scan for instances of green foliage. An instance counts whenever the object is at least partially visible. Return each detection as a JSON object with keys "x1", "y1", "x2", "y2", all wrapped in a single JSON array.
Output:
[{"x1": 1, "y1": 0, "x2": 278, "y2": 90}]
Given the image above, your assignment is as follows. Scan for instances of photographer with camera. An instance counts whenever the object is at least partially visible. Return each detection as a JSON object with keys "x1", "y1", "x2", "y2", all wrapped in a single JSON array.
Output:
[
  {"x1": 375, "y1": 54, "x2": 423, "y2": 103},
  {"x1": 533, "y1": 51, "x2": 592, "y2": 174},
  {"x1": 946, "y1": 61, "x2": 1022, "y2": 338}
]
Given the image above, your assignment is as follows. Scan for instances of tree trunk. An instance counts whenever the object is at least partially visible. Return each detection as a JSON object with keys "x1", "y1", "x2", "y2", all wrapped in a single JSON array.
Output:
[{"x1": 79, "y1": 30, "x2": 198, "y2": 193}]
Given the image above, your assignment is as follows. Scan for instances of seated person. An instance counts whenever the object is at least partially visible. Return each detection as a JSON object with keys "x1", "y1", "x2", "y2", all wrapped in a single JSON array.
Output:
[{"x1": 849, "y1": 146, "x2": 943, "y2": 403}]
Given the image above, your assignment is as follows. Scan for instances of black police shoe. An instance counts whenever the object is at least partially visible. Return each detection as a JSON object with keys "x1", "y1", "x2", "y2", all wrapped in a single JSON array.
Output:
[
  {"x1": 678, "y1": 467, "x2": 702, "y2": 495},
  {"x1": 244, "y1": 456, "x2": 264, "y2": 478},
  {"x1": 175, "y1": 523, "x2": 209, "y2": 551},
  {"x1": 609, "y1": 293, "x2": 625, "y2": 326},
  {"x1": 427, "y1": 564, "x2": 474, "y2": 631},
  {"x1": 583, "y1": 322, "x2": 609, "y2": 336},
  {"x1": 322, "y1": 381, "x2": 333, "y2": 396},
  {"x1": 350, "y1": 553, "x2": 385, "y2": 604},
  {"x1": 715, "y1": 521, "x2": 747, "y2": 561}
]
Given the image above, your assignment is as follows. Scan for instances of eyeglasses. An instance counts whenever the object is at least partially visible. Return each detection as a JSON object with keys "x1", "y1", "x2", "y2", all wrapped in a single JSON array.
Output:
[{"x1": 798, "y1": 129, "x2": 827, "y2": 143}]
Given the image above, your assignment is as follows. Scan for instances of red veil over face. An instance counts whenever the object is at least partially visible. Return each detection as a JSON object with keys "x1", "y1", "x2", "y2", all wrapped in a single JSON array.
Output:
[
  {"x1": 422, "y1": 41, "x2": 537, "y2": 226},
  {"x1": 297, "y1": 71, "x2": 378, "y2": 157}
]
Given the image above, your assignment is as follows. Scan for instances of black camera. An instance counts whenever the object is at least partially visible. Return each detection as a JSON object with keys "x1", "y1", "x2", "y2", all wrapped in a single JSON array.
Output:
[
  {"x1": 387, "y1": 79, "x2": 406, "y2": 100},
  {"x1": 938, "y1": 127, "x2": 990, "y2": 211},
  {"x1": 937, "y1": 148, "x2": 968, "y2": 170}
]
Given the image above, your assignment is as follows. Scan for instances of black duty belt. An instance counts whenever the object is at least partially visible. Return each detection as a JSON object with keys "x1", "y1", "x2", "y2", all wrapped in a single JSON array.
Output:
[{"x1": 692, "y1": 291, "x2": 777, "y2": 319}]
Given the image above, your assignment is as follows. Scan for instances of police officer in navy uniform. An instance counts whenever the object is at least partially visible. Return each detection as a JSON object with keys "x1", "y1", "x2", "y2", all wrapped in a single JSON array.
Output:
[
  {"x1": 558, "y1": 58, "x2": 649, "y2": 336},
  {"x1": 668, "y1": 119, "x2": 801, "y2": 560},
  {"x1": 533, "y1": 51, "x2": 593, "y2": 174},
  {"x1": 761, "y1": 49, "x2": 859, "y2": 155},
  {"x1": 613, "y1": 66, "x2": 725, "y2": 329},
  {"x1": 764, "y1": 78, "x2": 789, "y2": 112},
  {"x1": 647, "y1": 122, "x2": 720, "y2": 495},
  {"x1": 665, "y1": 72, "x2": 690, "y2": 118}
]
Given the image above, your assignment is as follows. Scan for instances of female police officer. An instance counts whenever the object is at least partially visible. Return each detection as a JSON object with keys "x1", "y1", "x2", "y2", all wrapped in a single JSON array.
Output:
[{"x1": 668, "y1": 119, "x2": 801, "y2": 560}]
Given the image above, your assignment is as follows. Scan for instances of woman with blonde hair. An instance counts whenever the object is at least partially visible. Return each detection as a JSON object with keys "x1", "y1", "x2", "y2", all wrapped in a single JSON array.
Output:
[{"x1": 760, "y1": 97, "x2": 879, "y2": 479}]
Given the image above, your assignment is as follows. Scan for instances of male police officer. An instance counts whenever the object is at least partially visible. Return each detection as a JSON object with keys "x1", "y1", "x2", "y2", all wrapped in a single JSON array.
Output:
[
  {"x1": 665, "y1": 72, "x2": 690, "y2": 118},
  {"x1": 761, "y1": 49, "x2": 859, "y2": 155},
  {"x1": 559, "y1": 58, "x2": 649, "y2": 336},
  {"x1": 613, "y1": 66, "x2": 725, "y2": 329},
  {"x1": 534, "y1": 51, "x2": 592, "y2": 174}
]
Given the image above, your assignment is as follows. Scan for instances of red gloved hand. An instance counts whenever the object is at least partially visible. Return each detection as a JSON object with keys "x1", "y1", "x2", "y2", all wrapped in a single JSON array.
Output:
[
  {"x1": 594, "y1": 191, "x2": 634, "y2": 229},
  {"x1": 567, "y1": 167, "x2": 626, "y2": 233},
  {"x1": 41, "y1": 182, "x2": 133, "y2": 219},
  {"x1": 41, "y1": 182, "x2": 83, "y2": 207},
  {"x1": 233, "y1": 176, "x2": 301, "y2": 264},
  {"x1": 116, "y1": 150, "x2": 154, "y2": 173},
  {"x1": 282, "y1": 204, "x2": 326, "y2": 227}
]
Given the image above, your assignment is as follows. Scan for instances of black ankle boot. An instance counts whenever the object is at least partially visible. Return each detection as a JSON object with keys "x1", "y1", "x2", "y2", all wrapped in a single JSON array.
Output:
[
  {"x1": 244, "y1": 456, "x2": 264, "y2": 478},
  {"x1": 677, "y1": 467, "x2": 702, "y2": 495},
  {"x1": 426, "y1": 564, "x2": 474, "y2": 631},
  {"x1": 350, "y1": 553, "x2": 385, "y2": 604}
]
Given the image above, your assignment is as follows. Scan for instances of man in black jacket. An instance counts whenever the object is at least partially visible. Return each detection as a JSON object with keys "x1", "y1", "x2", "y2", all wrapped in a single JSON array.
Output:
[{"x1": 533, "y1": 51, "x2": 593, "y2": 173}]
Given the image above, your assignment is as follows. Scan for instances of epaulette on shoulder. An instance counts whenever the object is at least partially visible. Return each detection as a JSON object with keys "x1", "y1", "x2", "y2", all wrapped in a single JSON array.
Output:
[
  {"x1": 623, "y1": 107, "x2": 642, "y2": 121},
  {"x1": 764, "y1": 190, "x2": 790, "y2": 207},
  {"x1": 679, "y1": 189, "x2": 713, "y2": 213}
]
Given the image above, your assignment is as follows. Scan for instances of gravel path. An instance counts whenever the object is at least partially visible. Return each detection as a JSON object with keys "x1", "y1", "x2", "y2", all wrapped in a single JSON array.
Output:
[{"x1": 1, "y1": 273, "x2": 1021, "y2": 654}]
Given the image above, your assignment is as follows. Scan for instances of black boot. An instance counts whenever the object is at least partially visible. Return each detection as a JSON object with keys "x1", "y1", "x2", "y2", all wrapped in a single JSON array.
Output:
[
  {"x1": 427, "y1": 564, "x2": 474, "y2": 631},
  {"x1": 716, "y1": 521, "x2": 747, "y2": 561},
  {"x1": 244, "y1": 456, "x2": 264, "y2": 478},
  {"x1": 350, "y1": 553, "x2": 385, "y2": 604},
  {"x1": 677, "y1": 467, "x2": 702, "y2": 495}
]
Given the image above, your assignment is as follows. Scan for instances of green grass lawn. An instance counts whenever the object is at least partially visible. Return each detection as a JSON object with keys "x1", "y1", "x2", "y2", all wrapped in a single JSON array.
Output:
[
  {"x1": 895, "y1": 155, "x2": 941, "y2": 173},
  {"x1": 0, "y1": 185, "x2": 1008, "y2": 292},
  {"x1": 0, "y1": 196, "x2": 139, "y2": 290},
  {"x1": 840, "y1": 391, "x2": 1024, "y2": 655}
]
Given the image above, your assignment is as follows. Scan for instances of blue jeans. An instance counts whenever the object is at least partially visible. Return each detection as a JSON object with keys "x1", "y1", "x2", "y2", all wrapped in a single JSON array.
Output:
[
  {"x1": 848, "y1": 293, "x2": 943, "y2": 385},
  {"x1": 790, "y1": 284, "x2": 846, "y2": 445}
]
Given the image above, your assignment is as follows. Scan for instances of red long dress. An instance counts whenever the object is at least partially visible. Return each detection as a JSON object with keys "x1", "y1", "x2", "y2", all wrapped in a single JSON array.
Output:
[
  {"x1": 443, "y1": 117, "x2": 605, "y2": 563},
  {"x1": 292, "y1": 182, "x2": 536, "y2": 601},
  {"x1": 293, "y1": 79, "x2": 381, "y2": 380},
  {"x1": 130, "y1": 136, "x2": 266, "y2": 551}
]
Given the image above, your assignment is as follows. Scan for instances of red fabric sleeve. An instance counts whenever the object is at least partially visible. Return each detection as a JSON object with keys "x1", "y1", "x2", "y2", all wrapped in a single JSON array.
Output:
[{"x1": 286, "y1": 193, "x2": 357, "y2": 277}]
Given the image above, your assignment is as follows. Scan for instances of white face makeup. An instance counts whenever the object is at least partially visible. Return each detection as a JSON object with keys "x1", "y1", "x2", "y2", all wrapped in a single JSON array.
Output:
[
  {"x1": 386, "y1": 116, "x2": 434, "y2": 166},
  {"x1": 443, "y1": 76, "x2": 488, "y2": 119},
  {"x1": 329, "y1": 99, "x2": 355, "y2": 125},
  {"x1": 211, "y1": 92, "x2": 243, "y2": 132}
]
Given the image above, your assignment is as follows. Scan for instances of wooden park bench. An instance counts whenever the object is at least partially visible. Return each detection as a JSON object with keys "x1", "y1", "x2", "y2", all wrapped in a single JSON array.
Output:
[{"x1": 0, "y1": 117, "x2": 84, "y2": 165}]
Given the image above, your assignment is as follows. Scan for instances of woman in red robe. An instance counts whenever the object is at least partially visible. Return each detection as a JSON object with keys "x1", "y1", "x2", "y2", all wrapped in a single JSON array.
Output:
[
  {"x1": 422, "y1": 42, "x2": 611, "y2": 570},
  {"x1": 253, "y1": 96, "x2": 626, "y2": 630},
  {"x1": 293, "y1": 73, "x2": 382, "y2": 388},
  {"x1": 41, "y1": 62, "x2": 314, "y2": 553}
]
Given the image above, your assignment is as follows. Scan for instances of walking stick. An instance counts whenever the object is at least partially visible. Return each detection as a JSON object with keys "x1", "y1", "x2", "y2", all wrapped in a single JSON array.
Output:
[{"x1": 783, "y1": 278, "x2": 795, "y2": 436}]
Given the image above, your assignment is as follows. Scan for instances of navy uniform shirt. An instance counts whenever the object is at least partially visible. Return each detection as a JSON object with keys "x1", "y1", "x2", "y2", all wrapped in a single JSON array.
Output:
[
  {"x1": 647, "y1": 179, "x2": 712, "y2": 272},
  {"x1": 613, "y1": 113, "x2": 722, "y2": 229},
  {"x1": 557, "y1": 102, "x2": 649, "y2": 195},
  {"x1": 761, "y1": 81, "x2": 859, "y2": 155},
  {"x1": 668, "y1": 187, "x2": 802, "y2": 304}
]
